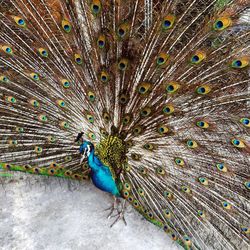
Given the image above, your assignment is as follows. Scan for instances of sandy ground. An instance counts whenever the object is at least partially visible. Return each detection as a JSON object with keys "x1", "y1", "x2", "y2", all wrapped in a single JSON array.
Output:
[{"x1": 0, "y1": 173, "x2": 181, "y2": 250}]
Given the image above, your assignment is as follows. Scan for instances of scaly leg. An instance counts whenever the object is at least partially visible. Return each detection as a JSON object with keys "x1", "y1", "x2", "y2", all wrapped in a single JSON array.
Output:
[
  {"x1": 104, "y1": 196, "x2": 117, "y2": 219},
  {"x1": 110, "y1": 199, "x2": 127, "y2": 227}
]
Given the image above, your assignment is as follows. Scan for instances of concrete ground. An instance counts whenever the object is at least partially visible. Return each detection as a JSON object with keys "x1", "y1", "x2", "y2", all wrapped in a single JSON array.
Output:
[{"x1": 0, "y1": 173, "x2": 181, "y2": 250}]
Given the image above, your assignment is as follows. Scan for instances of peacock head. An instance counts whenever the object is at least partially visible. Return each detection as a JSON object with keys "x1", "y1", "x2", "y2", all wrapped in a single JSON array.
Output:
[{"x1": 79, "y1": 141, "x2": 94, "y2": 163}]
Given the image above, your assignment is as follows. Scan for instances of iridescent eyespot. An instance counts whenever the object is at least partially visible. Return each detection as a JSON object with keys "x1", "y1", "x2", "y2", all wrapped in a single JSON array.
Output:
[
  {"x1": 0, "y1": 75, "x2": 9, "y2": 83},
  {"x1": 65, "y1": 156, "x2": 72, "y2": 162},
  {"x1": 119, "y1": 94, "x2": 129, "y2": 104},
  {"x1": 140, "y1": 107, "x2": 151, "y2": 117},
  {"x1": 163, "y1": 209, "x2": 171, "y2": 219},
  {"x1": 47, "y1": 136, "x2": 56, "y2": 143},
  {"x1": 131, "y1": 153, "x2": 141, "y2": 161},
  {"x1": 16, "y1": 127, "x2": 24, "y2": 133},
  {"x1": 57, "y1": 100, "x2": 66, "y2": 108},
  {"x1": 88, "y1": 91, "x2": 95, "y2": 102},
  {"x1": 244, "y1": 181, "x2": 250, "y2": 190},
  {"x1": 156, "y1": 167, "x2": 165, "y2": 175},
  {"x1": 38, "y1": 48, "x2": 48, "y2": 57},
  {"x1": 117, "y1": 23, "x2": 130, "y2": 39},
  {"x1": 182, "y1": 186, "x2": 191, "y2": 193},
  {"x1": 88, "y1": 132, "x2": 96, "y2": 140},
  {"x1": 8, "y1": 139, "x2": 18, "y2": 146},
  {"x1": 86, "y1": 114, "x2": 94, "y2": 124},
  {"x1": 196, "y1": 85, "x2": 211, "y2": 95},
  {"x1": 6, "y1": 96, "x2": 16, "y2": 103},
  {"x1": 122, "y1": 190, "x2": 130, "y2": 198},
  {"x1": 74, "y1": 54, "x2": 83, "y2": 65},
  {"x1": 166, "y1": 82, "x2": 180, "y2": 94},
  {"x1": 62, "y1": 19, "x2": 72, "y2": 33},
  {"x1": 240, "y1": 118, "x2": 250, "y2": 127},
  {"x1": 196, "y1": 120, "x2": 209, "y2": 128},
  {"x1": 91, "y1": 0, "x2": 102, "y2": 15},
  {"x1": 133, "y1": 200, "x2": 140, "y2": 208},
  {"x1": 197, "y1": 210, "x2": 205, "y2": 218},
  {"x1": 147, "y1": 211, "x2": 154, "y2": 219},
  {"x1": 30, "y1": 73, "x2": 40, "y2": 81},
  {"x1": 125, "y1": 140, "x2": 133, "y2": 148},
  {"x1": 213, "y1": 17, "x2": 232, "y2": 31},
  {"x1": 61, "y1": 79, "x2": 71, "y2": 88},
  {"x1": 103, "y1": 112, "x2": 110, "y2": 122},
  {"x1": 133, "y1": 126, "x2": 143, "y2": 135},
  {"x1": 199, "y1": 177, "x2": 208, "y2": 186},
  {"x1": 60, "y1": 121, "x2": 70, "y2": 129},
  {"x1": 171, "y1": 233, "x2": 177, "y2": 241},
  {"x1": 29, "y1": 99, "x2": 40, "y2": 107},
  {"x1": 100, "y1": 71, "x2": 109, "y2": 83},
  {"x1": 241, "y1": 226, "x2": 250, "y2": 234},
  {"x1": 12, "y1": 16, "x2": 26, "y2": 28},
  {"x1": 97, "y1": 35, "x2": 106, "y2": 48},
  {"x1": 118, "y1": 58, "x2": 129, "y2": 71},
  {"x1": 231, "y1": 58, "x2": 249, "y2": 69},
  {"x1": 143, "y1": 143, "x2": 155, "y2": 151},
  {"x1": 190, "y1": 51, "x2": 206, "y2": 64},
  {"x1": 123, "y1": 182, "x2": 131, "y2": 191},
  {"x1": 2, "y1": 45, "x2": 13, "y2": 55},
  {"x1": 34, "y1": 146, "x2": 43, "y2": 154},
  {"x1": 231, "y1": 138, "x2": 245, "y2": 148},
  {"x1": 175, "y1": 158, "x2": 184, "y2": 166},
  {"x1": 162, "y1": 104, "x2": 174, "y2": 115},
  {"x1": 156, "y1": 125, "x2": 168, "y2": 136},
  {"x1": 216, "y1": 163, "x2": 227, "y2": 172},
  {"x1": 124, "y1": 163, "x2": 131, "y2": 172},
  {"x1": 139, "y1": 166, "x2": 147, "y2": 175},
  {"x1": 163, "y1": 190, "x2": 173, "y2": 199},
  {"x1": 122, "y1": 114, "x2": 132, "y2": 125},
  {"x1": 38, "y1": 114, "x2": 48, "y2": 122},
  {"x1": 183, "y1": 236, "x2": 191, "y2": 246},
  {"x1": 162, "y1": 15, "x2": 175, "y2": 30},
  {"x1": 137, "y1": 82, "x2": 152, "y2": 94},
  {"x1": 65, "y1": 170, "x2": 72, "y2": 176},
  {"x1": 222, "y1": 201, "x2": 231, "y2": 210},
  {"x1": 187, "y1": 140, "x2": 198, "y2": 149},
  {"x1": 157, "y1": 53, "x2": 169, "y2": 66}
]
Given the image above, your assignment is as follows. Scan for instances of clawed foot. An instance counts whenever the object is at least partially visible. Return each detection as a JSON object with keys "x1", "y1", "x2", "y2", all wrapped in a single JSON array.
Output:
[{"x1": 104, "y1": 197, "x2": 127, "y2": 227}]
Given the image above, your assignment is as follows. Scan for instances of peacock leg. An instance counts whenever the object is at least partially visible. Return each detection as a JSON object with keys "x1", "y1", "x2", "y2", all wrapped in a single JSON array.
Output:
[
  {"x1": 110, "y1": 199, "x2": 127, "y2": 227},
  {"x1": 104, "y1": 196, "x2": 117, "y2": 219}
]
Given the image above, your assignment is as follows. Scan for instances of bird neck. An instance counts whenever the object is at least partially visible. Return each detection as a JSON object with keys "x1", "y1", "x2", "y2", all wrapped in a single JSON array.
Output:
[{"x1": 87, "y1": 149, "x2": 99, "y2": 172}]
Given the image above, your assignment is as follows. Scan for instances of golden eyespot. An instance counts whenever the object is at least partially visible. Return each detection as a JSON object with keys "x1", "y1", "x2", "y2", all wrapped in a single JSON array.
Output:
[
  {"x1": 74, "y1": 54, "x2": 83, "y2": 65},
  {"x1": 6, "y1": 96, "x2": 16, "y2": 103},
  {"x1": 0, "y1": 75, "x2": 9, "y2": 83},
  {"x1": 231, "y1": 138, "x2": 245, "y2": 148},
  {"x1": 60, "y1": 121, "x2": 70, "y2": 129},
  {"x1": 231, "y1": 58, "x2": 249, "y2": 69},
  {"x1": 213, "y1": 17, "x2": 232, "y2": 31},
  {"x1": 118, "y1": 58, "x2": 129, "y2": 71},
  {"x1": 162, "y1": 104, "x2": 174, "y2": 115},
  {"x1": 34, "y1": 146, "x2": 43, "y2": 154},
  {"x1": 133, "y1": 126, "x2": 143, "y2": 135},
  {"x1": 162, "y1": 15, "x2": 175, "y2": 30},
  {"x1": 91, "y1": 0, "x2": 102, "y2": 15},
  {"x1": 216, "y1": 163, "x2": 228, "y2": 172},
  {"x1": 196, "y1": 120, "x2": 209, "y2": 128},
  {"x1": 62, "y1": 19, "x2": 72, "y2": 33},
  {"x1": 103, "y1": 112, "x2": 110, "y2": 122},
  {"x1": 97, "y1": 34, "x2": 106, "y2": 48},
  {"x1": 30, "y1": 73, "x2": 40, "y2": 81},
  {"x1": 38, "y1": 48, "x2": 48, "y2": 57},
  {"x1": 38, "y1": 114, "x2": 48, "y2": 122},
  {"x1": 119, "y1": 93, "x2": 129, "y2": 104},
  {"x1": 61, "y1": 79, "x2": 71, "y2": 88},
  {"x1": 182, "y1": 186, "x2": 191, "y2": 194},
  {"x1": 165, "y1": 82, "x2": 180, "y2": 94},
  {"x1": 196, "y1": 85, "x2": 211, "y2": 95},
  {"x1": 117, "y1": 23, "x2": 130, "y2": 39},
  {"x1": 137, "y1": 188, "x2": 145, "y2": 196},
  {"x1": 157, "y1": 53, "x2": 169, "y2": 66},
  {"x1": 12, "y1": 16, "x2": 27, "y2": 28},
  {"x1": 240, "y1": 118, "x2": 250, "y2": 127},
  {"x1": 175, "y1": 158, "x2": 184, "y2": 166},
  {"x1": 1, "y1": 45, "x2": 13, "y2": 55},
  {"x1": 122, "y1": 114, "x2": 132, "y2": 125},
  {"x1": 190, "y1": 51, "x2": 206, "y2": 64},
  {"x1": 157, "y1": 125, "x2": 169, "y2": 135},
  {"x1": 88, "y1": 132, "x2": 96, "y2": 140},
  {"x1": 137, "y1": 82, "x2": 152, "y2": 94},
  {"x1": 100, "y1": 71, "x2": 109, "y2": 83},
  {"x1": 47, "y1": 136, "x2": 56, "y2": 143},
  {"x1": 29, "y1": 99, "x2": 40, "y2": 107},
  {"x1": 57, "y1": 100, "x2": 66, "y2": 108},
  {"x1": 187, "y1": 140, "x2": 198, "y2": 149},
  {"x1": 140, "y1": 107, "x2": 152, "y2": 117},
  {"x1": 86, "y1": 114, "x2": 94, "y2": 124},
  {"x1": 198, "y1": 177, "x2": 209, "y2": 186},
  {"x1": 88, "y1": 91, "x2": 96, "y2": 102},
  {"x1": 222, "y1": 201, "x2": 232, "y2": 210},
  {"x1": 156, "y1": 167, "x2": 165, "y2": 175},
  {"x1": 143, "y1": 143, "x2": 155, "y2": 151}
]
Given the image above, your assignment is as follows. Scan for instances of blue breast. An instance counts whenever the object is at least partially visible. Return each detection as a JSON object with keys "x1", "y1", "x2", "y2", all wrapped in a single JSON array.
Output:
[{"x1": 87, "y1": 151, "x2": 120, "y2": 197}]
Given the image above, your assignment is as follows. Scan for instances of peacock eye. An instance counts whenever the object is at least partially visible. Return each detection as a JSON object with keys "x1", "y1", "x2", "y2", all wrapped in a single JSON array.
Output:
[
  {"x1": 240, "y1": 118, "x2": 250, "y2": 127},
  {"x1": 175, "y1": 158, "x2": 184, "y2": 166},
  {"x1": 86, "y1": 114, "x2": 94, "y2": 124},
  {"x1": 91, "y1": 0, "x2": 102, "y2": 15},
  {"x1": 182, "y1": 186, "x2": 191, "y2": 193},
  {"x1": 231, "y1": 58, "x2": 249, "y2": 69},
  {"x1": 6, "y1": 96, "x2": 16, "y2": 103},
  {"x1": 196, "y1": 120, "x2": 209, "y2": 128},
  {"x1": 190, "y1": 51, "x2": 206, "y2": 64},
  {"x1": 187, "y1": 140, "x2": 198, "y2": 149},
  {"x1": 157, "y1": 53, "x2": 169, "y2": 66},
  {"x1": 162, "y1": 104, "x2": 174, "y2": 115},
  {"x1": 88, "y1": 132, "x2": 96, "y2": 140},
  {"x1": 34, "y1": 146, "x2": 43, "y2": 154},
  {"x1": 231, "y1": 138, "x2": 245, "y2": 148},
  {"x1": 222, "y1": 201, "x2": 231, "y2": 209},
  {"x1": 60, "y1": 121, "x2": 70, "y2": 129},
  {"x1": 0, "y1": 75, "x2": 9, "y2": 82},
  {"x1": 213, "y1": 17, "x2": 232, "y2": 31},
  {"x1": 140, "y1": 107, "x2": 151, "y2": 117},
  {"x1": 137, "y1": 82, "x2": 151, "y2": 94},
  {"x1": 2, "y1": 45, "x2": 13, "y2": 55},
  {"x1": 196, "y1": 85, "x2": 211, "y2": 95},
  {"x1": 118, "y1": 58, "x2": 129, "y2": 71},
  {"x1": 38, "y1": 48, "x2": 48, "y2": 57},
  {"x1": 216, "y1": 163, "x2": 227, "y2": 172},
  {"x1": 244, "y1": 181, "x2": 250, "y2": 190},
  {"x1": 137, "y1": 188, "x2": 145, "y2": 196},
  {"x1": 162, "y1": 15, "x2": 175, "y2": 30},
  {"x1": 97, "y1": 35, "x2": 106, "y2": 49},
  {"x1": 117, "y1": 23, "x2": 130, "y2": 39},
  {"x1": 61, "y1": 79, "x2": 71, "y2": 88},
  {"x1": 62, "y1": 19, "x2": 72, "y2": 33},
  {"x1": 74, "y1": 54, "x2": 83, "y2": 65},
  {"x1": 199, "y1": 177, "x2": 208, "y2": 185}
]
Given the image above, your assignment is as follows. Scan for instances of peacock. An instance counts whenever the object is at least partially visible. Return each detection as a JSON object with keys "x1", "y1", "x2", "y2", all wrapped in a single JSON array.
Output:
[{"x1": 0, "y1": 0, "x2": 250, "y2": 249}]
